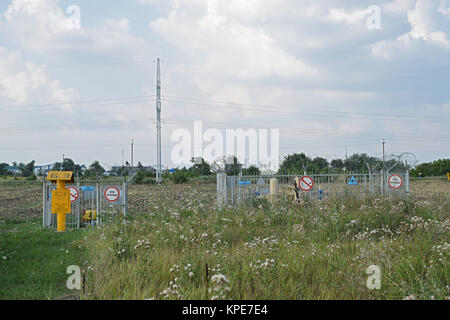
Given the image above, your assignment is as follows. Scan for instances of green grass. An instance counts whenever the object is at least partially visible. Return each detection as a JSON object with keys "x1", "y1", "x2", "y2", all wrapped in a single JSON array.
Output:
[
  {"x1": 81, "y1": 192, "x2": 449, "y2": 300},
  {"x1": 1, "y1": 181, "x2": 448, "y2": 300},
  {"x1": 0, "y1": 218, "x2": 87, "y2": 299}
]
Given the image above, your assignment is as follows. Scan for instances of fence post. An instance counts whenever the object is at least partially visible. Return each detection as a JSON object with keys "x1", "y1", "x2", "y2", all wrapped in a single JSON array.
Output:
[
  {"x1": 42, "y1": 181, "x2": 46, "y2": 228},
  {"x1": 270, "y1": 178, "x2": 278, "y2": 200},
  {"x1": 96, "y1": 183, "x2": 99, "y2": 227},
  {"x1": 380, "y1": 171, "x2": 384, "y2": 196},
  {"x1": 77, "y1": 180, "x2": 80, "y2": 229},
  {"x1": 216, "y1": 173, "x2": 226, "y2": 208},
  {"x1": 123, "y1": 179, "x2": 127, "y2": 217},
  {"x1": 406, "y1": 170, "x2": 410, "y2": 195}
]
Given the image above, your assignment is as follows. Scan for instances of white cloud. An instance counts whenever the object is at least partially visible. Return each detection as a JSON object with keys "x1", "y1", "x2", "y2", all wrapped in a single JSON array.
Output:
[
  {"x1": 1, "y1": 0, "x2": 153, "y2": 61},
  {"x1": 326, "y1": 8, "x2": 368, "y2": 25},
  {"x1": 384, "y1": 0, "x2": 416, "y2": 13},
  {"x1": 371, "y1": 0, "x2": 450, "y2": 59},
  {"x1": 149, "y1": 0, "x2": 316, "y2": 80},
  {"x1": 0, "y1": 46, "x2": 77, "y2": 107}
]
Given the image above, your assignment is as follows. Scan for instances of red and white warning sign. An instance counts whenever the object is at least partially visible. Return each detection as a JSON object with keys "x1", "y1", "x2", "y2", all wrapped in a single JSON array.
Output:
[
  {"x1": 104, "y1": 186, "x2": 120, "y2": 202},
  {"x1": 299, "y1": 176, "x2": 314, "y2": 191},
  {"x1": 388, "y1": 174, "x2": 403, "y2": 189},
  {"x1": 66, "y1": 186, "x2": 79, "y2": 202}
]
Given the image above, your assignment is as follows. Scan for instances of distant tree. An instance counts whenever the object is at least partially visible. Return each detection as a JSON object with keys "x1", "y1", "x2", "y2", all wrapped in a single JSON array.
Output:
[
  {"x1": 311, "y1": 157, "x2": 329, "y2": 172},
  {"x1": 112, "y1": 165, "x2": 130, "y2": 177},
  {"x1": 86, "y1": 161, "x2": 105, "y2": 177},
  {"x1": 411, "y1": 159, "x2": 450, "y2": 177},
  {"x1": 242, "y1": 165, "x2": 260, "y2": 176},
  {"x1": 21, "y1": 161, "x2": 35, "y2": 177},
  {"x1": 189, "y1": 158, "x2": 211, "y2": 176},
  {"x1": 277, "y1": 153, "x2": 311, "y2": 175},
  {"x1": 53, "y1": 158, "x2": 83, "y2": 176},
  {"x1": 330, "y1": 159, "x2": 344, "y2": 170},
  {"x1": 225, "y1": 156, "x2": 242, "y2": 176},
  {"x1": 0, "y1": 163, "x2": 9, "y2": 176},
  {"x1": 344, "y1": 154, "x2": 381, "y2": 172},
  {"x1": 17, "y1": 163, "x2": 25, "y2": 175}
]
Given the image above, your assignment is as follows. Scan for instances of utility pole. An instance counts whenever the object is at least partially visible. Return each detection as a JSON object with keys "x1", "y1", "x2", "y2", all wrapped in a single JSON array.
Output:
[
  {"x1": 156, "y1": 58, "x2": 162, "y2": 184},
  {"x1": 381, "y1": 139, "x2": 385, "y2": 194},
  {"x1": 122, "y1": 148, "x2": 124, "y2": 167},
  {"x1": 131, "y1": 139, "x2": 134, "y2": 169}
]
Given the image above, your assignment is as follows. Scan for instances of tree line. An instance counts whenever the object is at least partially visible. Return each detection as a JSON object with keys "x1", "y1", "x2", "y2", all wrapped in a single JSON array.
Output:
[
  {"x1": 1, "y1": 154, "x2": 448, "y2": 181},
  {"x1": 0, "y1": 159, "x2": 106, "y2": 179},
  {"x1": 410, "y1": 159, "x2": 450, "y2": 177}
]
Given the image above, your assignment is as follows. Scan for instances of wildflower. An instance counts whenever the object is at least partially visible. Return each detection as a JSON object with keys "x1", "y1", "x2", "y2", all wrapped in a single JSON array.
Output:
[
  {"x1": 211, "y1": 274, "x2": 229, "y2": 285},
  {"x1": 188, "y1": 272, "x2": 194, "y2": 278}
]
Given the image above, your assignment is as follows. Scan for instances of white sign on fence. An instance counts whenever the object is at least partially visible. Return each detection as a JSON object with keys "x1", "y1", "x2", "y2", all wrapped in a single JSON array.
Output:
[
  {"x1": 388, "y1": 174, "x2": 403, "y2": 189},
  {"x1": 104, "y1": 186, "x2": 120, "y2": 202}
]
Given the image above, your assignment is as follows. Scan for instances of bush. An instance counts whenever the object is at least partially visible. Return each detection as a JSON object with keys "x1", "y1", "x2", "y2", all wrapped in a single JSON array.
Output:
[
  {"x1": 141, "y1": 177, "x2": 155, "y2": 185},
  {"x1": 135, "y1": 170, "x2": 156, "y2": 184},
  {"x1": 169, "y1": 170, "x2": 189, "y2": 184}
]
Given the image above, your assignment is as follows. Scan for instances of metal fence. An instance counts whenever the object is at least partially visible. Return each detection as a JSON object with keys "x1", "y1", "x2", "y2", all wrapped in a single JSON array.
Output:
[
  {"x1": 217, "y1": 171, "x2": 410, "y2": 206},
  {"x1": 43, "y1": 179, "x2": 129, "y2": 229}
]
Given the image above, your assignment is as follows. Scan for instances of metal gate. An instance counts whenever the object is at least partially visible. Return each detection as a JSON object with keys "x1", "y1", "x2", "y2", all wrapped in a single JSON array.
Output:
[
  {"x1": 217, "y1": 171, "x2": 410, "y2": 206},
  {"x1": 43, "y1": 179, "x2": 129, "y2": 229}
]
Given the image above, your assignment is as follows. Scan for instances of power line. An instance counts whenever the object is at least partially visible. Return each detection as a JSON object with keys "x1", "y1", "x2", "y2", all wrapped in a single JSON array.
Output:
[
  {"x1": 160, "y1": 59, "x2": 450, "y2": 79},
  {"x1": 161, "y1": 95, "x2": 450, "y2": 124},
  {"x1": 22, "y1": 58, "x2": 450, "y2": 79},
  {"x1": 0, "y1": 95, "x2": 155, "y2": 113},
  {"x1": 1, "y1": 115, "x2": 450, "y2": 141}
]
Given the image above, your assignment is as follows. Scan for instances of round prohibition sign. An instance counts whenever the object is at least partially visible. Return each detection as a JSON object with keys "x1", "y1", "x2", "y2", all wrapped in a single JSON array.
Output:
[
  {"x1": 66, "y1": 186, "x2": 79, "y2": 202},
  {"x1": 299, "y1": 175, "x2": 314, "y2": 192},
  {"x1": 388, "y1": 174, "x2": 403, "y2": 189},
  {"x1": 104, "y1": 186, "x2": 120, "y2": 202}
]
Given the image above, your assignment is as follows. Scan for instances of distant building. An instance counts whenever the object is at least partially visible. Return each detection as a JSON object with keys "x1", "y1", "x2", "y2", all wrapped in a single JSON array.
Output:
[
  {"x1": 34, "y1": 164, "x2": 55, "y2": 176},
  {"x1": 34, "y1": 164, "x2": 86, "y2": 176},
  {"x1": 109, "y1": 165, "x2": 156, "y2": 175},
  {"x1": 7, "y1": 166, "x2": 21, "y2": 174}
]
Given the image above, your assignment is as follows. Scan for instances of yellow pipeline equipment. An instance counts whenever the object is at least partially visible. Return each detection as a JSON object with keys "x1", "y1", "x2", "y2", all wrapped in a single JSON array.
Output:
[
  {"x1": 82, "y1": 210, "x2": 97, "y2": 222},
  {"x1": 47, "y1": 171, "x2": 74, "y2": 232}
]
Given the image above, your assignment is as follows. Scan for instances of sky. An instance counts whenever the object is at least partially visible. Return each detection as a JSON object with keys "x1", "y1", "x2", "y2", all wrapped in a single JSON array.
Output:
[{"x1": 0, "y1": 0, "x2": 449, "y2": 170}]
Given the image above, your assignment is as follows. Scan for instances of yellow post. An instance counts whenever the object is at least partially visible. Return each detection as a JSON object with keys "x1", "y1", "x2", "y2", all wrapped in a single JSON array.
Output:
[
  {"x1": 270, "y1": 178, "x2": 278, "y2": 200},
  {"x1": 447, "y1": 173, "x2": 450, "y2": 181},
  {"x1": 56, "y1": 180, "x2": 67, "y2": 232},
  {"x1": 47, "y1": 171, "x2": 74, "y2": 233}
]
